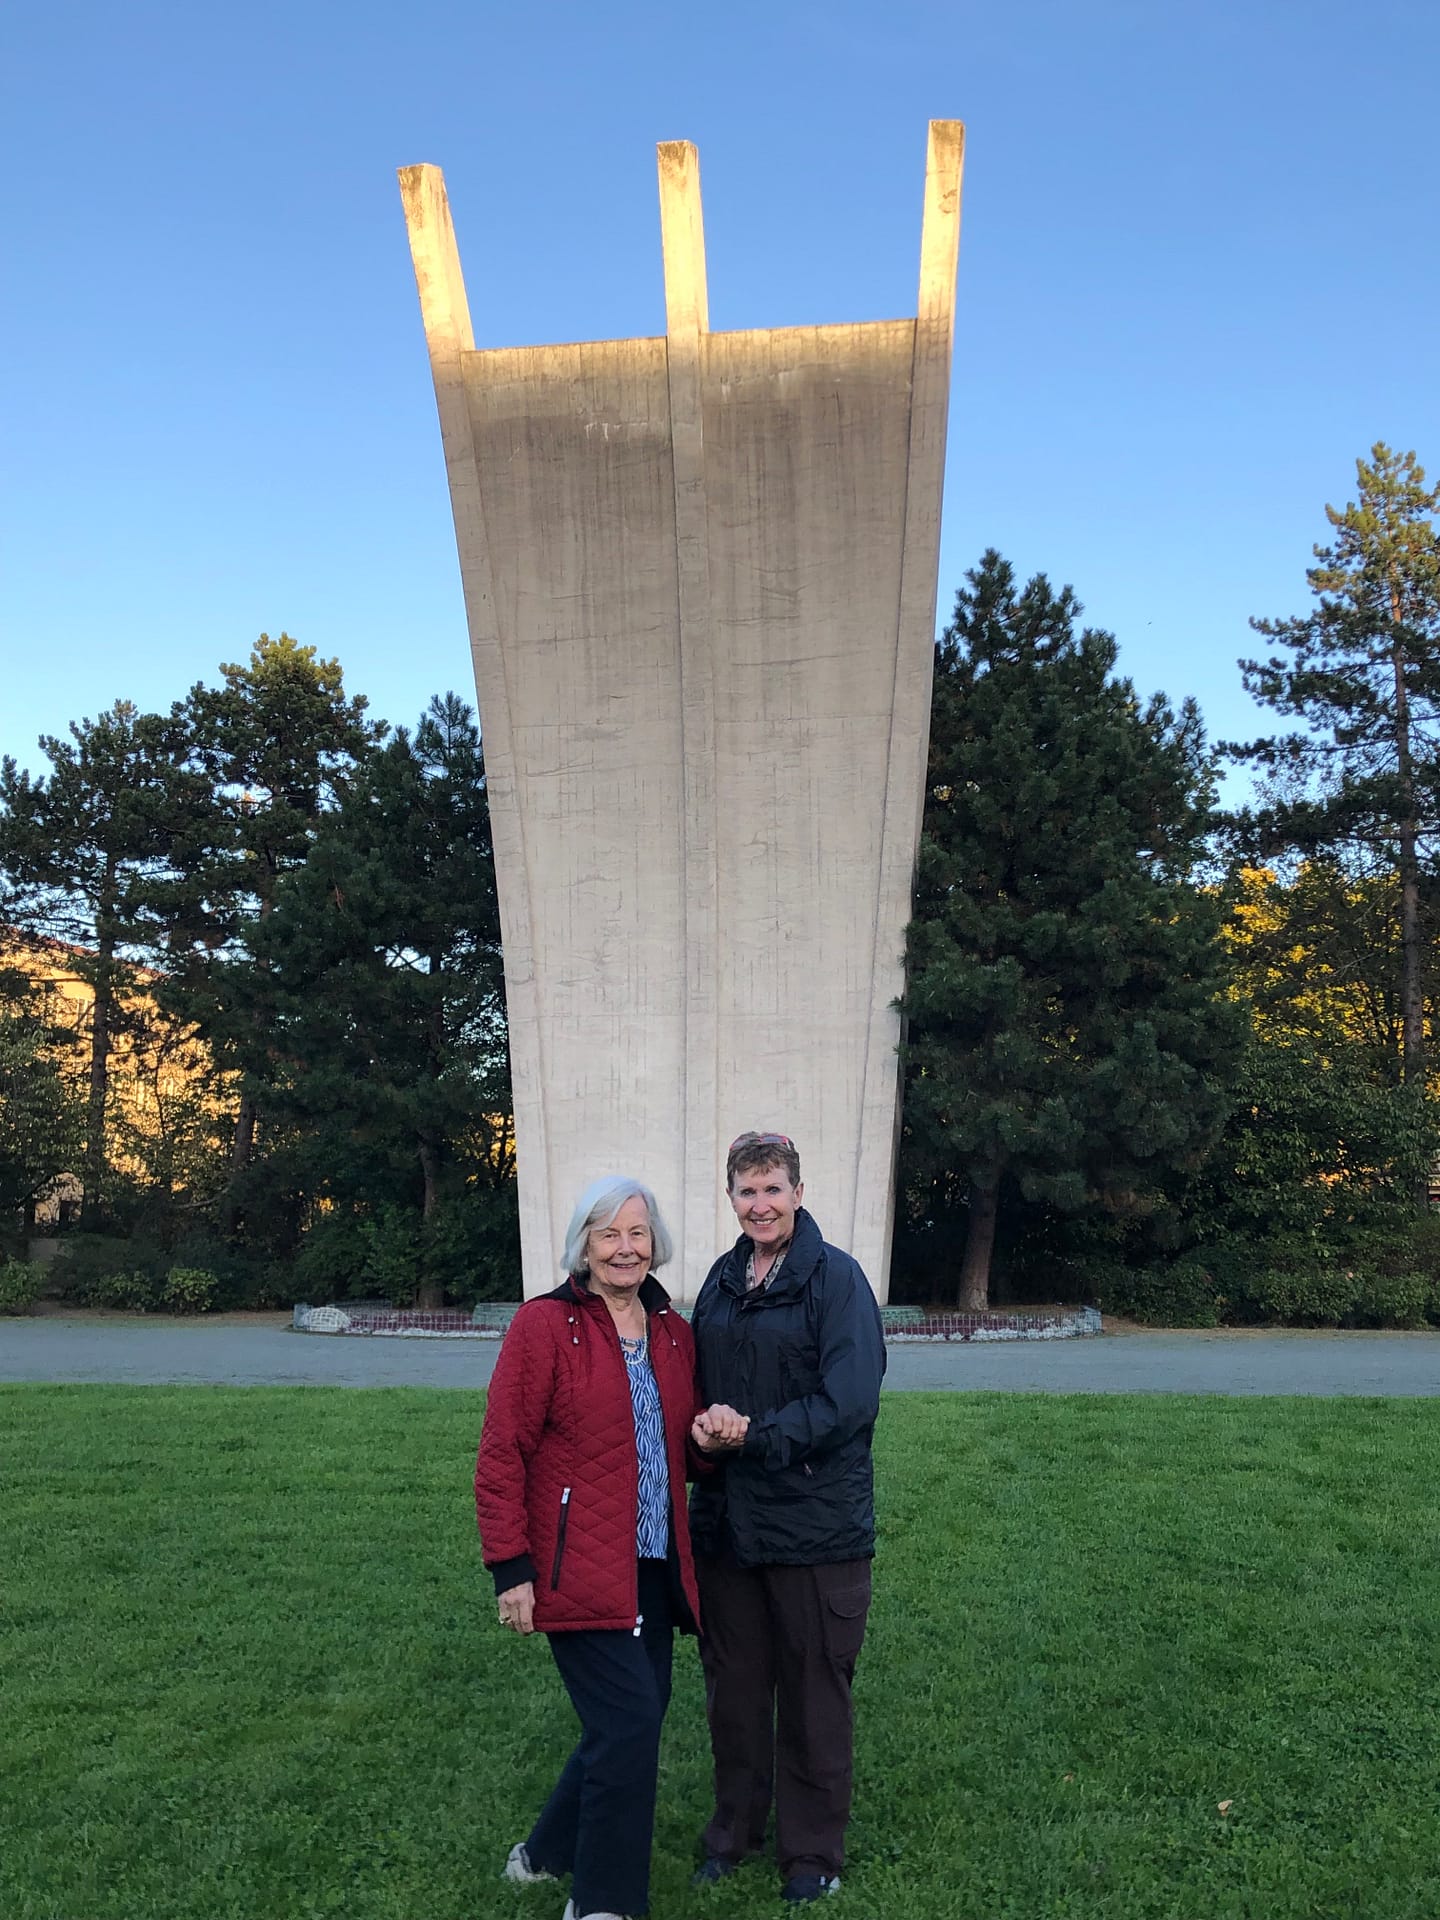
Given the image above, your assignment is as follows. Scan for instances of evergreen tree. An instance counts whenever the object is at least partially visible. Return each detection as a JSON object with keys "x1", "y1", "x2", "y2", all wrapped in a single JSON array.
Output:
[
  {"x1": 259, "y1": 694, "x2": 513, "y2": 1305},
  {"x1": 0, "y1": 968, "x2": 83, "y2": 1223},
  {"x1": 0, "y1": 704, "x2": 203, "y2": 1224},
  {"x1": 899, "y1": 551, "x2": 1243, "y2": 1308},
  {"x1": 164, "y1": 633, "x2": 383, "y2": 1233},
  {"x1": 1228, "y1": 444, "x2": 1440, "y2": 1086}
]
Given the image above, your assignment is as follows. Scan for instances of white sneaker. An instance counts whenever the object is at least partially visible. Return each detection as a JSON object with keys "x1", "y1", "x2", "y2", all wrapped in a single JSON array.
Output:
[
  {"x1": 503, "y1": 1841, "x2": 556, "y2": 1884},
  {"x1": 561, "y1": 1905, "x2": 629, "y2": 1920}
]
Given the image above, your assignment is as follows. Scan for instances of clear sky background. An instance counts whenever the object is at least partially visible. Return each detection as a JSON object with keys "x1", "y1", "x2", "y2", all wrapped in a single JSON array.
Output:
[{"x1": 3, "y1": 0, "x2": 1436, "y2": 783}]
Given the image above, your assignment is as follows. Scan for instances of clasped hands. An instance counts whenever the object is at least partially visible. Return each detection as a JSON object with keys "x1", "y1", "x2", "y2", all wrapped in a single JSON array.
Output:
[{"x1": 691, "y1": 1401, "x2": 749, "y2": 1454}]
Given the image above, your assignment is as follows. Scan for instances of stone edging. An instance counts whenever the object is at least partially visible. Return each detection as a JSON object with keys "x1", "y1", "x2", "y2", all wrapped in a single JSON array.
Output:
[{"x1": 292, "y1": 1303, "x2": 1102, "y2": 1343}]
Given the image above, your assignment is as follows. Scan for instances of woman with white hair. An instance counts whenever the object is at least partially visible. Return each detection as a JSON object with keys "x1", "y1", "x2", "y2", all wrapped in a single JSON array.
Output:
[{"x1": 475, "y1": 1174, "x2": 747, "y2": 1920}]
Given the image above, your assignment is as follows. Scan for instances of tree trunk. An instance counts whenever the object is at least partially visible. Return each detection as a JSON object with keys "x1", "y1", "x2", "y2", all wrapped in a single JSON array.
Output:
[
  {"x1": 1391, "y1": 630, "x2": 1425, "y2": 1089},
  {"x1": 218, "y1": 1093, "x2": 258, "y2": 1237},
  {"x1": 1390, "y1": 613, "x2": 1428, "y2": 1204},
  {"x1": 958, "y1": 1170, "x2": 1000, "y2": 1310},
  {"x1": 221, "y1": 888, "x2": 273, "y2": 1237},
  {"x1": 416, "y1": 1132, "x2": 444, "y2": 1309},
  {"x1": 81, "y1": 920, "x2": 116, "y2": 1230}
]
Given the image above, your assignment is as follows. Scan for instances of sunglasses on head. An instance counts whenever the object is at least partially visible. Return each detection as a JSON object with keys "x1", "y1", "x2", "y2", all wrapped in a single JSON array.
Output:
[{"x1": 727, "y1": 1131, "x2": 795, "y2": 1154}]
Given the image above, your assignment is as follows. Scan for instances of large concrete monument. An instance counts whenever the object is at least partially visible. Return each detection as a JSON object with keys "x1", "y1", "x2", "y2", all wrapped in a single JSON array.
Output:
[{"x1": 400, "y1": 123, "x2": 963, "y2": 1301}]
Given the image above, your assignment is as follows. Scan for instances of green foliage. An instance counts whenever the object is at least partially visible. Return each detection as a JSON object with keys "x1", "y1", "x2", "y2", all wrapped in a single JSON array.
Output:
[
  {"x1": 290, "y1": 1209, "x2": 371, "y2": 1303},
  {"x1": 50, "y1": 1236, "x2": 168, "y2": 1306},
  {"x1": 3, "y1": 647, "x2": 521, "y2": 1309},
  {"x1": 0, "y1": 983, "x2": 82, "y2": 1216},
  {"x1": 88, "y1": 1269, "x2": 162, "y2": 1311},
  {"x1": 160, "y1": 1267, "x2": 219, "y2": 1313},
  {"x1": 288, "y1": 1185, "x2": 520, "y2": 1308},
  {"x1": 1090, "y1": 1257, "x2": 1226, "y2": 1328},
  {"x1": 417, "y1": 1188, "x2": 521, "y2": 1303},
  {"x1": 1227, "y1": 444, "x2": 1440, "y2": 1086},
  {"x1": 0, "y1": 702, "x2": 205, "y2": 1225},
  {"x1": 0, "y1": 1258, "x2": 39, "y2": 1314},
  {"x1": 356, "y1": 1204, "x2": 423, "y2": 1306},
  {"x1": 256, "y1": 694, "x2": 515, "y2": 1306},
  {"x1": 157, "y1": 632, "x2": 387, "y2": 1241},
  {"x1": 1193, "y1": 1035, "x2": 1440, "y2": 1249},
  {"x1": 1231, "y1": 445, "x2": 1440, "y2": 829},
  {"x1": 898, "y1": 550, "x2": 1244, "y2": 1306},
  {"x1": 1081, "y1": 1237, "x2": 1440, "y2": 1330}
]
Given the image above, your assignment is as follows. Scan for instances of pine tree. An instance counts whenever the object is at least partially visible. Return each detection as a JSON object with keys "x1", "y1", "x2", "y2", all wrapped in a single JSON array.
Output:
[
  {"x1": 0, "y1": 968, "x2": 83, "y2": 1222},
  {"x1": 258, "y1": 694, "x2": 512, "y2": 1306},
  {"x1": 899, "y1": 551, "x2": 1243, "y2": 1308},
  {"x1": 165, "y1": 634, "x2": 384, "y2": 1233},
  {"x1": 1228, "y1": 444, "x2": 1440, "y2": 1087},
  {"x1": 0, "y1": 704, "x2": 203, "y2": 1224}
]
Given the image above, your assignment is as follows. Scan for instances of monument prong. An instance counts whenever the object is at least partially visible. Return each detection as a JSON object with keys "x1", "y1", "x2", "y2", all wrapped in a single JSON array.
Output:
[
  {"x1": 657, "y1": 140, "x2": 710, "y2": 336},
  {"x1": 658, "y1": 138, "x2": 721, "y2": 1268},
  {"x1": 851, "y1": 119, "x2": 966, "y2": 1285},
  {"x1": 398, "y1": 162, "x2": 556, "y2": 1283}
]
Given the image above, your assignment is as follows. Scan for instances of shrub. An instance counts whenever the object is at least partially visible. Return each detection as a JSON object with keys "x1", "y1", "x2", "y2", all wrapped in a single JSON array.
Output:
[
  {"x1": 1349, "y1": 1270, "x2": 1436, "y2": 1329},
  {"x1": 167, "y1": 1234, "x2": 282, "y2": 1310},
  {"x1": 420, "y1": 1190, "x2": 521, "y2": 1305},
  {"x1": 161, "y1": 1267, "x2": 220, "y2": 1314},
  {"x1": 52, "y1": 1236, "x2": 167, "y2": 1305},
  {"x1": 1091, "y1": 1257, "x2": 1223, "y2": 1328},
  {"x1": 0, "y1": 1258, "x2": 39, "y2": 1315},
  {"x1": 291, "y1": 1211, "x2": 370, "y2": 1304},
  {"x1": 88, "y1": 1270, "x2": 161, "y2": 1311}
]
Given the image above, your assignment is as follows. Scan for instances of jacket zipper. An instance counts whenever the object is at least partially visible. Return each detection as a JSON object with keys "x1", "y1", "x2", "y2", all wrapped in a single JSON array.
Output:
[{"x1": 551, "y1": 1486, "x2": 571, "y2": 1588}]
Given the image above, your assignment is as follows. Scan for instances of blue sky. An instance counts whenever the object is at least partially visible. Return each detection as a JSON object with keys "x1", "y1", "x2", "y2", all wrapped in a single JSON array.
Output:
[{"x1": 4, "y1": 0, "x2": 1436, "y2": 782}]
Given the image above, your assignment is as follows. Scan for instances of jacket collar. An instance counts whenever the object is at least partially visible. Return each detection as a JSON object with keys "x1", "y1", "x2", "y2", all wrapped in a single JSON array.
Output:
[
  {"x1": 719, "y1": 1206, "x2": 823, "y2": 1300},
  {"x1": 547, "y1": 1271, "x2": 674, "y2": 1314}
]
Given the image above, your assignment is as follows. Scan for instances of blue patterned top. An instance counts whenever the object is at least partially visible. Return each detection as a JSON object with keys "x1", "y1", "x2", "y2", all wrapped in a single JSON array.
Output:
[{"x1": 620, "y1": 1331, "x2": 669, "y2": 1558}]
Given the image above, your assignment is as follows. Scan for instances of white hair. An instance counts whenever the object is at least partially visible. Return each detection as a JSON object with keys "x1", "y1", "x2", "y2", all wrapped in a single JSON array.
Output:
[{"x1": 561, "y1": 1175, "x2": 674, "y2": 1277}]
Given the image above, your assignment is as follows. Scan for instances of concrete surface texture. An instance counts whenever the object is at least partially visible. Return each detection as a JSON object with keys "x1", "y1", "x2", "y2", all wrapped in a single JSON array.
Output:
[
  {"x1": 4, "y1": 1318, "x2": 1440, "y2": 1395},
  {"x1": 398, "y1": 124, "x2": 965, "y2": 1302}
]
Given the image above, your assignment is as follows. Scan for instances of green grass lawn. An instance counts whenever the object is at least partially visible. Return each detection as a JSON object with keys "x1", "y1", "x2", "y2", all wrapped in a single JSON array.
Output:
[{"x1": 3, "y1": 1388, "x2": 1439, "y2": 1920}]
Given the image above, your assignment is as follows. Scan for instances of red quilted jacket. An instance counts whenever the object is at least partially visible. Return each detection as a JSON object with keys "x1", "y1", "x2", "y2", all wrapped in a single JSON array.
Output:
[{"x1": 475, "y1": 1273, "x2": 706, "y2": 1632}]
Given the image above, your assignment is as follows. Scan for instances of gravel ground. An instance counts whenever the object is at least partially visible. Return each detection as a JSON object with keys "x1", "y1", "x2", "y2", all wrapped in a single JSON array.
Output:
[{"x1": 3, "y1": 1312, "x2": 1440, "y2": 1394}]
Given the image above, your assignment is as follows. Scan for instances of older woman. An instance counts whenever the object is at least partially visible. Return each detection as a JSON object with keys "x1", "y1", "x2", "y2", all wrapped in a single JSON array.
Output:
[{"x1": 476, "y1": 1175, "x2": 745, "y2": 1920}]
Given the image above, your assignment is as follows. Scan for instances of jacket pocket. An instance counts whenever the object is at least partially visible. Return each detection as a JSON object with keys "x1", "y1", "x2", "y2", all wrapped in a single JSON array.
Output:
[
  {"x1": 550, "y1": 1486, "x2": 572, "y2": 1589},
  {"x1": 777, "y1": 1338, "x2": 822, "y2": 1401}
]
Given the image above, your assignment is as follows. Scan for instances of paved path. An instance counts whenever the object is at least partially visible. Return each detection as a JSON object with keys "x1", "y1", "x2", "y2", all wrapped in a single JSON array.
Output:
[{"x1": 4, "y1": 1315, "x2": 1440, "y2": 1394}]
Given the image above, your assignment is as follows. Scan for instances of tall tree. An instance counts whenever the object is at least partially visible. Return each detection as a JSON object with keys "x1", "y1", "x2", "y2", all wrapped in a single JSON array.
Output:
[
  {"x1": 1228, "y1": 444, "x2": 1440, "y2": 1086},
  {"x1": 0, "y1": 966, "x2": 83, "y2": 1225},
  {"x1": 165, "y1": 633, "x2": 383, "y2": 1231},
  {"x1": 259, "y1": 694, "x2": 512, "y2": 1305},
  {"x1": 899, "y1": 551, "x2": 1243, "y2": 1308},
  {"x1": 0, "y1": 704, "x2": 202, "y2": 1224}
]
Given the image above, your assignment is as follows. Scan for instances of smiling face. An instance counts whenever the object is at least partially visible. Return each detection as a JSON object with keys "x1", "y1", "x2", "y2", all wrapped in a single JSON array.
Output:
[
  {"x1": 584, "y1": 1192, "x2": 654, "y2": 1297},
  {"x1": 728, "y1": 1158, "x2": 803, "y2": 1254}
]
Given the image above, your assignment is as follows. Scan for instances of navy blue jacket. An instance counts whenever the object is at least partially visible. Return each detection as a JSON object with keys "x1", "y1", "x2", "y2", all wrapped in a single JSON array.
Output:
[{"x1": 687, "y1": 1207, "x2": 886, "y2": 1566}]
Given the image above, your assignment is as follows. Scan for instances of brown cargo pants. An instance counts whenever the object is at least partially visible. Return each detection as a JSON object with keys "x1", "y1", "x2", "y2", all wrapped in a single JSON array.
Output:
[{"x1": 696, "y1": 1553, "x2": 873, "y2": 1880}]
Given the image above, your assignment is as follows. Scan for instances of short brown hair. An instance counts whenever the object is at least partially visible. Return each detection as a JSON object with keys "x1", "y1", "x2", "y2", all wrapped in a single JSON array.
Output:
[{"x1": 726, "y1": 1130, "x2": 801, "y2": 1191}]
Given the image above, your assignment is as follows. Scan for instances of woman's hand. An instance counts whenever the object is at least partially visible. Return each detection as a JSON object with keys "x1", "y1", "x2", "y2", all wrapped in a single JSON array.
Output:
[
  {"x1": 691, "y1": 1402, "x2": 750, "y2": 1453},
  {"x1": 498, "y1": 1581, "x2": 536, "y2": 1634}
]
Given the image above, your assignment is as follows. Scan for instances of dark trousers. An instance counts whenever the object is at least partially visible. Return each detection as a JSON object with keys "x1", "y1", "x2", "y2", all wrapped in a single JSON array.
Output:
[
  {"x1": 697, "y1": 1553, "x2": 872, "y2": 1880},
  {"x1": 527, "y1": 1559, "x2": 673, "y2": 1917}
]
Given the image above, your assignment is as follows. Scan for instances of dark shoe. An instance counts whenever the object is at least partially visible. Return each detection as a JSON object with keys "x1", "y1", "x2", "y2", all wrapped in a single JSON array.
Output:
[
  {"x1": 782, "y1": 1873, "x2": 842, "y2": 1902},
  {"x1": 692, "y1": 1856, "x2": 737, "y2": 1885}
]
